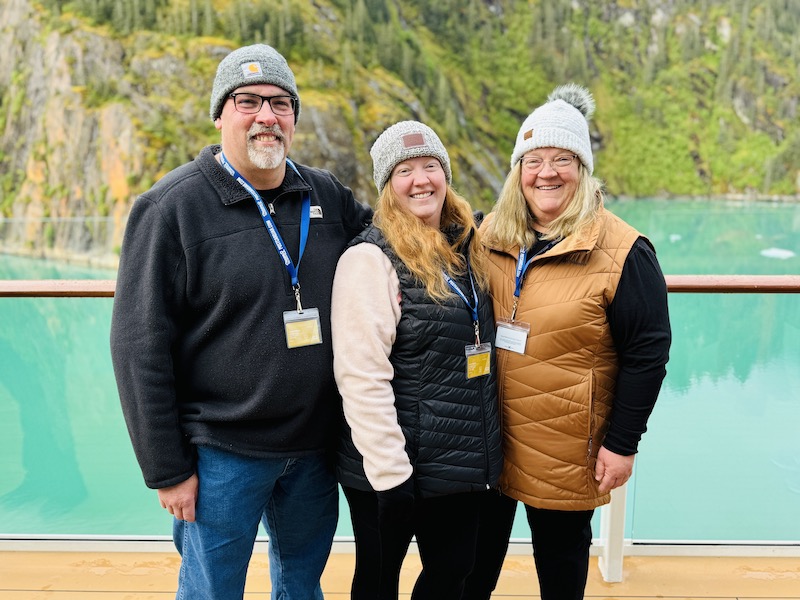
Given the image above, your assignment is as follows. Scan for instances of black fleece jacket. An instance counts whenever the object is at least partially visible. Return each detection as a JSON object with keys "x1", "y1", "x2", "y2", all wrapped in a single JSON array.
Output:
[{"x1": 110, "y1": 145, "x2": 372, "y2": 489}]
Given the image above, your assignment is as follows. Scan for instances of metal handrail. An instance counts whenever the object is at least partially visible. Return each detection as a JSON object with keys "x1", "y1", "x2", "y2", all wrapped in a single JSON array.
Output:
[
  {"x1": 0, "y1": 280, "x2": 116, "y2": 297},
  {"x1": 665, "y1": 275, "x2": 800, "y2": 293},
  {"x1": 1, "y1": 275, "x2": 800, "y2": 297}
]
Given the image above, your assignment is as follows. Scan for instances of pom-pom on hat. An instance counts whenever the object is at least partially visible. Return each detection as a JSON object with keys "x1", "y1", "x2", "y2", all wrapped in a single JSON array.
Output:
[
  {"x1": 210, "y1": 44, "x2": 300, "y2": 122},
  {"x1": 510, "y1": 83, "x2": 595, "y2": 174},
  {"x1": 370, "y1": 121, "x2": 452, "y2": 192}
]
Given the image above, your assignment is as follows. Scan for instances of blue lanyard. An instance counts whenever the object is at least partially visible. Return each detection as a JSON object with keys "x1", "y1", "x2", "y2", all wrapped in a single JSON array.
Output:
[
  {"x1": 513, "y1": 240, "x2": 560, "y2": 298},
  {"x1": 443, "y1": 261, "x2": 482, "y2": 345},
  {"x1": 509, "y1": 238, "x2": 559, "y2": 321},
  {"x1": 220, "y1": 152, "x2": 311, "y2": 309}
]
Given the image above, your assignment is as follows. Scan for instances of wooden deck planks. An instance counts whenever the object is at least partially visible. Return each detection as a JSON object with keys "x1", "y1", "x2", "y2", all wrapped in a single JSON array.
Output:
[{"x1": 1, "y1": 552, "x2": 799, "y2": 599}]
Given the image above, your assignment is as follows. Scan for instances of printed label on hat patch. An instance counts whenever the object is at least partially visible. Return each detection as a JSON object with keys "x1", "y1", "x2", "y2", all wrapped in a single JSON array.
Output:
[
  {"x1": 523, "y1": 129, "x2": 533, "y2": 140},
  {"x1": 402, "y1": 133, "x2": 426, "y2": 148},
  {"x1": 241, "y1": 62, "x2": 263, "y2": 79}
]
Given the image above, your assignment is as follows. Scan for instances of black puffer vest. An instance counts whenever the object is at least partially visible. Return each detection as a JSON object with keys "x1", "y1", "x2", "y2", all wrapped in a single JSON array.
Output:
[{"x1": 336, "y1": 224, "x2": 503, "y2": 498}]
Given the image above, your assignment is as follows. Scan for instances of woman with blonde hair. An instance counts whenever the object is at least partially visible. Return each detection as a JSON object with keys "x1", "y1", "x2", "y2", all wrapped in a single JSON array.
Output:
[
  {"x1": 464, "y1": 84, "x2": 671, "y2": 599},
  {"x1": 332, "y1": 120, "x2": 502, "y2": 599}
]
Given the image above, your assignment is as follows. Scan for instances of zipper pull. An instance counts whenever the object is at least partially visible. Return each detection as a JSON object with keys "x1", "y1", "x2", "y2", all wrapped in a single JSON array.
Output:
[{"x1": 268, "y1": 202, "x2": 276, "y2": 215}]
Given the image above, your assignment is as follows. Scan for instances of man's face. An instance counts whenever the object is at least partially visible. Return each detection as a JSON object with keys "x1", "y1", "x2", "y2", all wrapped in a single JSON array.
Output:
[{"x1": 215, "y1": 83, "x2": 296, "y2": 181}]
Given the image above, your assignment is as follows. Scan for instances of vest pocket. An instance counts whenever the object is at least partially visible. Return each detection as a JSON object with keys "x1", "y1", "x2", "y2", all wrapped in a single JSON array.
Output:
[
  {"x1": 496, "y1": 350, "x2": 508, "y2": 433},
  {"x1": 585, "y1": 371, "x2": 599, "y2": 492}
]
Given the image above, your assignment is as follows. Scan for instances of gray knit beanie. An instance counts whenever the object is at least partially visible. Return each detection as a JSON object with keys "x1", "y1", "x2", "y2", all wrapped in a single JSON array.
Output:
[
  {"x1": 370, "y1": 121, "x2": 452, "y2": 192},
  {"x1": 209, "y1": 44, "x2": 300, "y2": 122},
  {"x1": 510, "y1": 83, "x2": 595, "y2": 174}
]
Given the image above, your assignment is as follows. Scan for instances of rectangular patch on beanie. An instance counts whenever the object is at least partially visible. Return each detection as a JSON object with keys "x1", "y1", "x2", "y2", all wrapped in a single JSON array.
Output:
[
  {"x1": 402, "y1": 133, "x2": 426, "y2": 148},
  {"x1": 523, "y1": 129, "x2": 533, "y2": 140},
  {"x1": 241, "y1": 62, "x2": 263, "y2": 79}
]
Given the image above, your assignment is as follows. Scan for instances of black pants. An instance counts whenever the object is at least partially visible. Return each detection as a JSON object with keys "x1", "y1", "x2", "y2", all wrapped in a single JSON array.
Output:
[
  {"x1": 462, "y1": 491, "x2": 516, "y2": 600},
  {"x1": 342, "y1": 485, "x2": 484, "y2": 600},
  {"x1": 463, "y1": 491, "x2": 594, "y2": 600}
]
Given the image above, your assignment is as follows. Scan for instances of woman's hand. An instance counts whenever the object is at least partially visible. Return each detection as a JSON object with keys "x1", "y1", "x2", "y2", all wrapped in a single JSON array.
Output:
[{"x1": 595, "y1": 447, "x2": 634, "y2": 493}]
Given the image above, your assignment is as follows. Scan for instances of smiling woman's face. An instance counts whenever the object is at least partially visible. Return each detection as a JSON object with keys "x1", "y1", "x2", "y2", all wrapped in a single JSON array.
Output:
[
  {"x1": 520, "y1": 147, "x2": 580, "y2": 230},
  {"x1": 389, "y1": 156, "x2": 447, "y2": 228}
]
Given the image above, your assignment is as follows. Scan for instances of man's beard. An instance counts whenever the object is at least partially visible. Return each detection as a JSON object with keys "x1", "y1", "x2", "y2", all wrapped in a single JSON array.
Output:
[{"x1": 247, "y1": 123, "x2": 286, "y2": 170}]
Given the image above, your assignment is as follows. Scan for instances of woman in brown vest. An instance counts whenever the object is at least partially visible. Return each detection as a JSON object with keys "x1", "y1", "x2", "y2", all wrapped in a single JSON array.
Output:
[{"x1": 464, "y1": 84, "x2": 672, "y2": 600}]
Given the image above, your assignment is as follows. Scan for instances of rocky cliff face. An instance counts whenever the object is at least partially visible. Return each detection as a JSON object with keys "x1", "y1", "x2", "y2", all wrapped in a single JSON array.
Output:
[
  {"x1": 2, "y1": 0, "x2": 130, "y2": 266},
  {"x1": 0, "y1": 0, "x2": 401, "y2": 267}
]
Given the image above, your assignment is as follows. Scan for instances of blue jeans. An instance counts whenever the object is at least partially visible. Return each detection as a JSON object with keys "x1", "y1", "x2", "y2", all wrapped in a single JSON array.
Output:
[{"x1": 173, "y1": 445, "x2": 338, "y2": 600}]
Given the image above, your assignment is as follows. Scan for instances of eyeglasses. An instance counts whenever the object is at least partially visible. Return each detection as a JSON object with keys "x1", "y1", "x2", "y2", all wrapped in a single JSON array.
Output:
[
  {"x1": 521, "y1": 154, "x2": 578, "y2": 174},
  {"x1": 228, "y1": 93, "x2": 297, "y2": 116}
]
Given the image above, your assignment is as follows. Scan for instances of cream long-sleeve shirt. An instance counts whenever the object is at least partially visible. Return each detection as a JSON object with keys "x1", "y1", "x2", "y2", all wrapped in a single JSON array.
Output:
[{"x1": 331, "y1": 242, "x2": 413, "y2": 492}]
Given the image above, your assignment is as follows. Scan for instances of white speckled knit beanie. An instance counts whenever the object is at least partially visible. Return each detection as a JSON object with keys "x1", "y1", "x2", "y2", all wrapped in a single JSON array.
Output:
[
  {"x1": 210, "y1": 44, "x2": 300, "y2": 122},
  {"x1": 370, "y1": 121, "x2": 452, "y2": 192},
  {"x1": 510, "y1": 83, "x2": 595, "y2": 174}
]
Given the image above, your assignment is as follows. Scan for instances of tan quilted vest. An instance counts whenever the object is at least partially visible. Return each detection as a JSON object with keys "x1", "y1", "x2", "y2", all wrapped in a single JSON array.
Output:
[{"x1": 481, "y1": 207, "x2": 642, "y2": 510}]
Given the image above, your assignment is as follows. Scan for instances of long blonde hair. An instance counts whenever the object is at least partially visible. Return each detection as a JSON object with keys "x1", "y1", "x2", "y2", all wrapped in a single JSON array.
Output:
[
  {"x1": 486, "y1": 160, "x2": 604, "y2": 250},
  {"x1": 374, "y1": 184, "x2": 488, "y2": 301}
]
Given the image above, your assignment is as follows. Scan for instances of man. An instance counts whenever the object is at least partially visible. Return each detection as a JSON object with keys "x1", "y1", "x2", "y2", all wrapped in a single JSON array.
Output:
[{"x1": 110, "y1": 44, "x2": 372, "y2": 600}]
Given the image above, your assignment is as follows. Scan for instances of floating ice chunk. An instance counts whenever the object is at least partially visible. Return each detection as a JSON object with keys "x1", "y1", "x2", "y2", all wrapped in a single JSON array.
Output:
[{"x1": 760, "y1": 247, "x2": 796, "y2": 260}]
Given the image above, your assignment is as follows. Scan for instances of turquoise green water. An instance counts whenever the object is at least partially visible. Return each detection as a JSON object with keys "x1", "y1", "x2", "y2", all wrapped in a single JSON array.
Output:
[{"x1": 1, "y1": 198, "x2": 799, "y2": 542}]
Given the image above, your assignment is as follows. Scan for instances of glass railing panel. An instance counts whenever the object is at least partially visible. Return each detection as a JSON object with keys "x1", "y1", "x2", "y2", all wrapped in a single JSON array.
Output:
[
  {"x1": 0, "y1": 293, "x2": 358, "y2": 539},
  {"x1": 3, "y1": 290, "x2": 798, "y2": 542},
  {"x1": 0, "y1": 296, "x2": 169, "y2": 535},
  {"x1": 628, "y1": 292, "x2": 800, "y2": 543}
]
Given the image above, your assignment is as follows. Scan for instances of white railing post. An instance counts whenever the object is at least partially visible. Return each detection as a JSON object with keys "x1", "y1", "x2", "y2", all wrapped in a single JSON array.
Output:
[{"x1": 598, "y1": 483, "x2": 627, "y2": 582}]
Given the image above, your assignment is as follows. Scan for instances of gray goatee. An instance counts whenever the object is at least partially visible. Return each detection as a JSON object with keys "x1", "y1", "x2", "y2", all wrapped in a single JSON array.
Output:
[{"x1": 247, "y1": 124, "x2": 286, "y2": 170}]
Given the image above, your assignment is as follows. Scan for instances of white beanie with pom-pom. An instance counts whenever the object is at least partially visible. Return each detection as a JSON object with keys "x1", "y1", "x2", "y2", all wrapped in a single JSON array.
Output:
[{"x1": 510, "y1": 83, "x2": 596, "y2": 174}]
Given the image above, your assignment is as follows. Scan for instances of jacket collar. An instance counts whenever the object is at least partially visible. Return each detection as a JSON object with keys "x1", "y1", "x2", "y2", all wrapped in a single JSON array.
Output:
[{"x1": 197, "y1": 145, "x2": 312, "y2": 206}]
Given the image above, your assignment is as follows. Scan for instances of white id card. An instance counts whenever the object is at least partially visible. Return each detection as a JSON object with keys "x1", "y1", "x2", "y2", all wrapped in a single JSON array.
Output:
[
  {"x1": 465, "y1": 342, "x2": 492, "y2": 379},
  {"x1": 495, "y1": 318, "x2": 530, "y2": 354},
  {"x1": 283, "y1": 308, "x2": 323, "y2": 348}
]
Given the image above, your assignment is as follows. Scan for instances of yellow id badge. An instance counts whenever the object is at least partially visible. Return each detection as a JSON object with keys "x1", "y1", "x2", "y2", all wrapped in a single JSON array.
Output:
[
  {"x1": 283, "y1": 308, "x2": 322, "y2": 349},
  {"x1": 465, "y1": 342, "x2": 492, "y2": 379}
]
